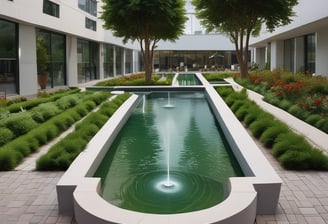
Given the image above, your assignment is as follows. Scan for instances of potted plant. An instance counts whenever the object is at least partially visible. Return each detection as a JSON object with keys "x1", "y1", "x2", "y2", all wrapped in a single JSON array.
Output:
[{"x1": 36, "y1": 37, "x2": 49, "y2": 89}]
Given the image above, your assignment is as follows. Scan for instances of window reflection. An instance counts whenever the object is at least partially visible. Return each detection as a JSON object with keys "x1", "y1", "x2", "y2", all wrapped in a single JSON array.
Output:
[{"x1": 0, "y1": 19, "x2": 18, "y2": 94}]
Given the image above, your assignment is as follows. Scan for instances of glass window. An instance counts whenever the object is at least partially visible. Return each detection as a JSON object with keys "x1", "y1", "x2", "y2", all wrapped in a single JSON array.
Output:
[
  {"x1": 103, "y1": 44, "x2": 114, "y2": 78},
  {"x1": 78, "y1": 0, "x2": 97, "y2": 16},
  {"x1": 125, "y1": 49, "x2": 133, "y2": 74},
  {"x1": 284, "y1": 39, "x2": 295, "y2": 72},
  {"x1": 77, "y1": 39, "x2": 99, "y2": 83},
  {"x1": 115, "y1": 46, "x2": 123, "y2": 76},
  {"x1": 43, "y1": 0, "x2": 60, "y2": 18},
  {"x1": 85, "y1": 17, "x2": 96, "y2": 31},
  {"x1": 36, "y1": 29, "x2": 66, "y2": 89},
  {"x1": 0, "y1": 19, "x2": 18, "y2": 95},
  {"x1": 305, "y1": 33, "x2": 316, "y2": 74}
]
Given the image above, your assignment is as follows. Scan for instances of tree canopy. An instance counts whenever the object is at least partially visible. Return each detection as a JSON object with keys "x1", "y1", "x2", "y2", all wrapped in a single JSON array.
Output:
[
  {"x1": 192, "y1": 0, "x2": 298, "y2": 78},
  {"x1": 101, "y1": 0, "x2": 187, "y2": 83}
]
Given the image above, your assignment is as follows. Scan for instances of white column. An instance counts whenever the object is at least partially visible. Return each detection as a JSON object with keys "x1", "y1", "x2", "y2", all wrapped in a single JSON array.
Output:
[
  {"x1": 294, "y1": 37, "x2": 304, "y2": 73},
  {"x1": 270, "y1": 40, "x2": 284, "y2": 71},
  {"x1": 99, "y1": 43, "x2": 105, "y2": 79},
  {"x1": 66, "y1": 35, "x2": 78, "y2": 86},
  {"x1": 18, "y1": 24, "x2": 38, "y2": 96},
  {"x1": 316, "y1": 30, "x2": 328, "y2": 77},
  {"x1": 113, "y1": 46, "x2": 117, "y2": 77}
]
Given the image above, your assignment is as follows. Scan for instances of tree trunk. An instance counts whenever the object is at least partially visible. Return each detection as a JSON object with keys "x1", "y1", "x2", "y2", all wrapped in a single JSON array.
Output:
[{"x1": 141, "y1": 33, "x2": 153, "y2": 85}]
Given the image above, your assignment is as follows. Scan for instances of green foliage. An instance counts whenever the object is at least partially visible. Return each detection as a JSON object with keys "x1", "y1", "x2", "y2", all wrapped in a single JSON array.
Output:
[
  {"x1": 36, "y1": 93, "x2": 131, "y2": 171},
  {"x1": 216, "y1": 86, "x2": 234, "y2": 98},
  {"x1": 101, "y1": 1, "x2": 187, "y2": 42},
  {"x1": 218, "y1": 87, "x2": 328, "y2": 170},
  {"x1": 259, "y1": 125, "x2": 288, "y2": 148},
  {"x1": 96, "y1": 73, "x2": 173, "y2": 86},
  {"x1": 279, "y1": 149, "x2": 328, "y2": 170},
  {"x1": 235, "y1": 106, "x2": 249, "y2": 121},
  {"x1": 88, "y1": 91, "x2": 110, "y2": 105},
  {"x1": 243, "y1": 111, "x2": 259, "y2": 127},
  {"x1": 315, "y1": 118, "x2": 328, "y2": 133},
  {"x1": 101, "y1": 0, "x2": 187, "y2": 82},
  {"x1": 272, "y1": 132, "x2": 309, "y2": 158},
  {"x1": 0, "y1": 148, "x2": 22, "y2": 171},
  {"x1": 4, "y1": 112, "x2": 38, "y2": 136},
  {"x1": 249, "y1": 118, "x2": 274, "y2": 138},
  {"x1": 192, "y1": 0, "x2": 297, "y2": 77},
  {"x1": 0, "y1": 91, "x2": 110, "y2": 171},
  {"x1": 0, "y1": 128, "x2": 14, "y2": 146},
  {"x1": 36, "y1": 37, "x2": 50, "y2": 73},
  {"x1": 230, "y1": 100, "x2": 245, "y2": 113},
  {"x1": 288, "y1": 104, "x2": 310, "y2": 120},
  {"x1": 31, "y1": 102, "x2": 61, "y2": 123},
  {"x1": 4, "y1": 88, "x2": 80, "y2": 113},
  {"x1": 237, "y1": 70, "x2": 328, "y2": 134},
  {"x1": 56, "y1": 94, "x2": 80, "y2": 110},
  {"x1": 305, "y1": 114, "x2": 323, "y2": 126},
  {"x1": 203, "y1": 73, "x2": 232, "y2": 81}
]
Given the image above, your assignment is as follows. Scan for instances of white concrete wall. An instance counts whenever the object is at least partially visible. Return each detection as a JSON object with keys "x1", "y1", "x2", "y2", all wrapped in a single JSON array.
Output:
[
  {"x1": 250, "y1": 0, "x2": 328, "y2": 45},
  {"x1": 0, "y1": 0, "x2": 139, "y2": 50}
]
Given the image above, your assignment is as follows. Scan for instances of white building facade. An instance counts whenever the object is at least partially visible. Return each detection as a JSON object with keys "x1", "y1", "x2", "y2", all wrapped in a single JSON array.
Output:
[
  {"x1": 0, "y1": 0, "x2": 141, "y2": 96},
  {"x1": 2, "y1": 0, "x2": 327, "y2": 97},
  {"x1": 250, "y1": 0, "x2": 328, "y2": 77}
]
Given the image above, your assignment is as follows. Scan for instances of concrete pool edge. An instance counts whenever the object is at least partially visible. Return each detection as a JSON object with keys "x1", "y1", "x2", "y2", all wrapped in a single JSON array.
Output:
[{"x1": 57, "y1": 74, "x2": 282, "y2": 223}]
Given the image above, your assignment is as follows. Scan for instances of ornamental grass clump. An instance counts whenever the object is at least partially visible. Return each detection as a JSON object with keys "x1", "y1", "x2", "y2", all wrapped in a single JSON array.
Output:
[
  {"x1": 31, "y1": 102, "x2": 61, "y2": 123},
  {"x1": 259, "y1": 124, "x2": 289, "y2": 148},
  {"x1": 0, "y1": 128, "x2": 14, "y2": 146},
  {"x1": 248, "y1": 117, "x2": 275, "y2": 138},
  {"x1": 3, "y1": 112, "x2": 38, "y2": 137},
  {"x1": 305, "y1": 114, "x2": 323, "y2": 126}
]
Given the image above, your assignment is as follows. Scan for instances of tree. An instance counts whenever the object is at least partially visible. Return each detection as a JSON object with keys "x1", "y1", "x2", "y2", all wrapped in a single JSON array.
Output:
[
  {"x1": 101, "y1": 0, "x2": 187, "y2": 84},
  {"x1": 192, "y1": 0, "x2": 298, "y2": 78}
]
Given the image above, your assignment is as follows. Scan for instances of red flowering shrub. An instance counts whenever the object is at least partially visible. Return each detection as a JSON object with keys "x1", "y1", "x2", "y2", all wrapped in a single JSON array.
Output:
[
  {"x1": 298, "y1": 94, "x2": 328, "y2": 117},
  {"x1": 270, "y1": 80, "x2": 305, "y2": 100}
]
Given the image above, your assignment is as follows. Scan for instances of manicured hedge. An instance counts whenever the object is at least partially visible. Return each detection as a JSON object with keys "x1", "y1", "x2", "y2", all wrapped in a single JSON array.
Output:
[
  {"x1": 36, "y1": 93, "x2": 131, "y2": 171},
  {"x1": 95, "y1": 72, "x2": 173, "y2": 86},
  {"x1": 5, "y1": 88, "x2": 80, "y2": 113},
  {"x1": 0, "y1": 91, "x2": 110, "y2": 171},
  {"x1": 217, "y1": 86, "x2": 328, "y2": 170}
]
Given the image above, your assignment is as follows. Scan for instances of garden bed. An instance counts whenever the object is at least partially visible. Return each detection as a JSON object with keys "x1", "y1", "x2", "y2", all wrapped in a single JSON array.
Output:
[
  {"x1": 235, "y1": 70, "x2": 328, "y2": 134},
  {"x1": 0, "y1": 90, "x2": 111, "y2": 170},
  {"x1": 216, "y1": 86, "x2": 328, "y2": 170}
]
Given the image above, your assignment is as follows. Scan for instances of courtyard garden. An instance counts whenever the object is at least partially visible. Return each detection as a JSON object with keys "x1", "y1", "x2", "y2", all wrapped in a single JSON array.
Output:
[{"x1": 0, "y1": 70, "x2": 327, "y2": 171}]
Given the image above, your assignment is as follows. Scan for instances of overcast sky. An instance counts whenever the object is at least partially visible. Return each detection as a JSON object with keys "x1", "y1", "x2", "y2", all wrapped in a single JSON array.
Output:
[{"x1": 184, "y1": 0, "x2": 206, "y2": 34}]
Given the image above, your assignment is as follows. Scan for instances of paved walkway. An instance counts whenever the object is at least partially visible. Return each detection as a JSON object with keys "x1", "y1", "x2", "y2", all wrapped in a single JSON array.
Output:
[{"x1": 1, "y1": 81, "x2": 328, "y2": 224}]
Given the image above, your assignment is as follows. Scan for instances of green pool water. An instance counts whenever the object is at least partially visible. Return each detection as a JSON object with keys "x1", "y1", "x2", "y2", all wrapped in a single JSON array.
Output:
[
  {"x1": 94, "y1": 92, "x2": 243, "y2": 214},
  {"x1": 176, "y1": 73, "x2": 202, "y2": 85}
]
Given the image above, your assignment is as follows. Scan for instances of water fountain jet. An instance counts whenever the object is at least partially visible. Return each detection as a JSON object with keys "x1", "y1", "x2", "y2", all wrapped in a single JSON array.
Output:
[{"x1": 163, "y1": 92, "x2": 175, "y2": 108}]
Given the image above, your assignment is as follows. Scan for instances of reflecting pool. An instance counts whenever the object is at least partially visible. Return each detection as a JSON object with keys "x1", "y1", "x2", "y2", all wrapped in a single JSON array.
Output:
[{"x1": 94, "y1": 92, "x2": 243, "y2": 214}]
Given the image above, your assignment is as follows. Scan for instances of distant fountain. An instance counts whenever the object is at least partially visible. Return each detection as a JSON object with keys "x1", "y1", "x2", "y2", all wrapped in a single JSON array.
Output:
[
  {"x1": 163, "y1": 92, "x2": 175, "y2": 108},
  {"x1": 142, "y1": 95, "x2": 146, "y2": 113}
]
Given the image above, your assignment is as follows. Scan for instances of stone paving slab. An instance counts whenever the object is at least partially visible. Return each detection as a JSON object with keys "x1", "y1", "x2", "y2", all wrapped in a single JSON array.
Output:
[
  {"x1": 0, "y1": 171, "x2": 74, "y2": 224},
  {"x1": 255, "y1": 140, "x2": 328, "y2": 224}
]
